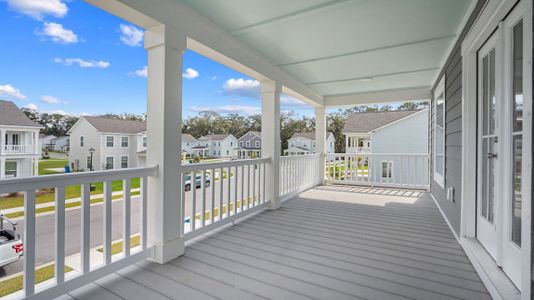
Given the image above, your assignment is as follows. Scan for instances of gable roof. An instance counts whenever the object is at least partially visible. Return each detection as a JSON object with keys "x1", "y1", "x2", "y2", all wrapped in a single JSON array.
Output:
[
  {"x1": 0, "y1": 100, "x2": 42, "y2": 128},
  {"x1": 182, "y1": 134, "x2": 197, "y2": 142},
  {"x1": 342, "y1": 110, "x2": 420, "y2": 134},
  {"x1": 239, "y1": 131, "x2": 261, "y2": 142},
  {"x1": 202, "y1": 134, "x2": 235, "y2": 141},
  {"x1": 290, "y1": 132, "x2": 334, "y2": 141},
  {"x1": 83, "y1": 116, "x2": 147, "y2": 134}
]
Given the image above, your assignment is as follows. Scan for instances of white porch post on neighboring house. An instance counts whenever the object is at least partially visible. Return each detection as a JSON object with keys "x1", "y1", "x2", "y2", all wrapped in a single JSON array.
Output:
[
  {"x1": 315, "y1": 106, "x2": 326, "y2": 185},
  {"x1": 261, "y1": 80, "x2": 281, "y2": 210},
  {"x1": 34, "y1": 132, "x2": 39, "y2": 176},
  {"x1": 0, "y1": 128, "x2": 4, "y2": 156},
  {"x1": 0, "y1": 158, "x2": 4, "y2": 179},
  {"x1": 144, "y1": 24, "x2": 186, "y2": 264}
]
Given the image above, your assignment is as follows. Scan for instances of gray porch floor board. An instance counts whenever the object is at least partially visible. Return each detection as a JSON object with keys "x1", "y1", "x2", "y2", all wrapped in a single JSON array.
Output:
[{"x1": 63, "y1": 185, "x2": 491, "y2": 300}]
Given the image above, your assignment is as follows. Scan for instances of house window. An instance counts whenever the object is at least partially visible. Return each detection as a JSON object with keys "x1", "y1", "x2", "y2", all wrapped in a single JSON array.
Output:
[
  {"x1": 80, "y1": 136, "x2": 84, "y2": 147},
  {"x1": 255, "y1": 141, "x2": 260, "y2": 148},
  {"x1": 86, "y1": 156, "x2": 91, "y2": 170},
  {"x1": 239, "y1": 141, "x2": 243, "y2": 147},
  {"x1": 5, "y1": 161, "x2": 17, "y2": 178},
  {"x1": 230, "y1": 142, "x2": 233, "y2": 147},
  {"x1": 212, "y1": 142, "x2": 216, "y2": 146},
  {"x1": 246, "y1": 141, "x2": 250, "y2": 147},
  {"x1": 121, "y1": 156, "x2": 128, "y2": 168},
  {"x1": 105, "y1": 157, "x2": 114, "y2": 170},
  {"x1": 106, "y1": 136, "x2": 114, "y2": 148},
  {"x1": 381, "y1": 161, "x2": 393, "y2": 178},
  {"x1": 121, "y1": 136, "x2": 129, "y2": 147},
  {"x1": 226, "y1": 150, "x2": 229, "y2": 155},
  {"x1": 142, "y1": 136, "x2": 147, "y2": 147},
  {"x1": 433, "y1": 76, "x2": 446, "y2": 187}
]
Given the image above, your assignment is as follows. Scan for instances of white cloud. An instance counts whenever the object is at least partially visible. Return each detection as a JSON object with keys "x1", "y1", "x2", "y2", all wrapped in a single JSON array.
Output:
[
  {"x1": 40, "y1": 95, "x2": 68, "y2": 104},
  {"x1": 39, "y1": 22, "x2": 78, "y2": 44},
  {"x1": 223, "y1": 78, "x2": 260, "y2": 98},
  {"x1": 25, "y1": 103, "x2": 38, "y2": 110},
  {"x1": 119, "y1": 24, "x2": 144, "y2": 47},
  {"x1": 189, "y1": 105, "x2": 261, "y2": 115},
  {"x1": 7, "y1": 0, "x2": 68, "y2": 20},
  {"x1": 54, "y1": 57, "x2": 110, "y2": 69},
  {"x1": 129, "y1": 66, "x2": 147, "y2": 78},
  {"x1": 183, "y1": 68, "x2": 199, "y2": 79},
  {"x1": 0, "y1": 84, "x2": 27, "y2": 100}
]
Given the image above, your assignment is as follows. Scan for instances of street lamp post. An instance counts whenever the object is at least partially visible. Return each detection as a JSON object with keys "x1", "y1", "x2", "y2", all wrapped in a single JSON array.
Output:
[{"x1": 89, "y1": 147, "x2": 95, "y2": 172}]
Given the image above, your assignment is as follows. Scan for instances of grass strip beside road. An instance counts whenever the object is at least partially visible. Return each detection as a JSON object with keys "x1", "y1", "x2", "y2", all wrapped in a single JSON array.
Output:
[
  {"x1": 0, "y1": 264, "x2": 73, "y2": 297},
  {"x1": 97, "y1": 235, "x2": 141, "y2": 255},
  {"x1": 3, "y1": 192, "x2": 141, "y2": 219}
]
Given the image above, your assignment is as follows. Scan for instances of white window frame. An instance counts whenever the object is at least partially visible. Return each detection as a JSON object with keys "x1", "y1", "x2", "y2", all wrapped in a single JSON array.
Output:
[
  {"x1": 142, "y1": 136, "x2": 147, "y2": 148},
  {"x1": 255, "y1": 141, "x2": 260, "y2": 148},
  {"x1": 246, "y1": 141, "x2": 250, "y2": 147},
  {"x1": 80, "y1": 136, "x2": 84, "y2": 147},
  {"x1": 433, "y1": 75, "x2": 446, "y2": 188},
  {"x1": 106, "y1": 136, "x2": 114, "y2": 148},
  {"x1": 121, "y1": 136, "x2": 129, "y2": 148},
  {"x1": 5, "y1": 160, "x2": 18, "y2": 178},
  {"x1": 239, "y1": 141, "x2": 243, "y2": 147},
  {"x1": 120, "y1": 155, "x2": 128, "y2": 168},
  {"x1": 381, "y1": 160, "x2": 393, "y2": 179},
  {"x1": 105, "y1": 156, "x2": 114, "y2": 170}
]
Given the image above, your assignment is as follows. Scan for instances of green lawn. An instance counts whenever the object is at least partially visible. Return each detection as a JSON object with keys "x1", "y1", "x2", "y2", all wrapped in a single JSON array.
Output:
[
  {"x1": 0, "y1": 159, "x2": 140, "y2": 211},
  {"x1": 0, "y1": 264, "x2": 73, "y2": 297}
]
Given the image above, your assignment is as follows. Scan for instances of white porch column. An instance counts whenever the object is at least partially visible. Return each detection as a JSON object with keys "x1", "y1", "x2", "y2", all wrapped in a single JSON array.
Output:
[
  {"x1": 315, "y1": 106, "x2": 326, "y2": 185},
  {"x1": 261, "y1": 80, "x2": 281, "y2": 210},
  {"x1": 0, "y1": 157, "x2": 4, "y2": 179},
  {"x1": 144, "y1": 24, "x2": 186, "y2": 264},
  {"x1": 345, "y1": 135, "x2": 349, "y2": 153},
  {"x1": 0, "y1": 128, "x2": 5, "y2": 156}
]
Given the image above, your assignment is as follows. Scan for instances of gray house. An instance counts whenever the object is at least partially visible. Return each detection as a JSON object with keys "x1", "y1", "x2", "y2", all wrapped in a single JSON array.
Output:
[{"x1": 237, "y1": 131, "x2": 261, "y2": 159}]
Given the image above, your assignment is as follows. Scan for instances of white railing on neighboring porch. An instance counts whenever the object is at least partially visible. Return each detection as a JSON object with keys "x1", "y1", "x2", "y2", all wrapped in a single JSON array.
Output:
[
  {"x1": 0, "y1": 166, "x2": 157, "y2": 299},
  {"x1": 279, "y1": 154, "x2": 322, "y2": 201},
  {"x1": 1, "y1": 145, "x2": 35, "y2": 155},
  {"x1": 326, "y1": 153, "x2": 429, "y2": 189},
  {"x1": 181, "y1": 158, "x2": 269, "y2": 240},
  {"x1": 346, "y1": 146, "x2": 371, "y2": 154}
]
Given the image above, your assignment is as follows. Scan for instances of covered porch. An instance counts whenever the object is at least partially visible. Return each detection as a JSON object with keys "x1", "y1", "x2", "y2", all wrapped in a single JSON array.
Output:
[{"x1": 56, "y1": 186, "x2": 490, "y2": 300}]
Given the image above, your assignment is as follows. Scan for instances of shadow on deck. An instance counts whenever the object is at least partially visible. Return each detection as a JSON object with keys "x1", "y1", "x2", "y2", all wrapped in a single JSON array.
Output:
[{"x1": 59, "y1": 185, "x2": 490, "y2": 300}]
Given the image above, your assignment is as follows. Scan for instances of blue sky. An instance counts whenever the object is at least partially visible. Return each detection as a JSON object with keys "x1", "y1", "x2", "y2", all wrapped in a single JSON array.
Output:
[{"x1": 0, "y1": 0, "x2": 314, "y2": 118}]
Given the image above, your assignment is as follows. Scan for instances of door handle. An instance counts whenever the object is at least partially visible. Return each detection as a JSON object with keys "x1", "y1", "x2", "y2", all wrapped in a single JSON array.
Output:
[{"x1": 487, "y1": 153, "x2": 498, "y2": 159}]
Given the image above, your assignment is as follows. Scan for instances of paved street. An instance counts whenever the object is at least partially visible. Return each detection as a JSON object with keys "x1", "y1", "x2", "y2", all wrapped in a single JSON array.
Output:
[{"x1": 0, "y1": 168, "x2": 261, "y2": 278}]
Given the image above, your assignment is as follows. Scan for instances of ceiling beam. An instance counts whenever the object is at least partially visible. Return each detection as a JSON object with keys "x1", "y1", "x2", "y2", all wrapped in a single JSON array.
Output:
[
  {"x1": 306, "y1": 67, "x2": 440, "y2": 86},
  {"x1": 229, "y1": 0, "x2": 353, "y2": 36},
  {"x1": 324, "y1": 86, "x2": 431, "y2": 107},
  {"x1": 279, "y1": 35, "x2": 456, "y2": 67},
  {"x1": 85, "y1": 0, "x2": 324, "y2": 105}
]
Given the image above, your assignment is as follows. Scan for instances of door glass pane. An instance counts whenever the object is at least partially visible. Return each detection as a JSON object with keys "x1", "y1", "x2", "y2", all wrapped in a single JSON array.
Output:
[
  {"x1": 489, "y1": 49, "x2": 496, "y2": 135},
  {"x1": 511, "y1": 20, "x2": 523, "y2": 246},
  {"x1": 512, "y1": 135, "x2": 522, "y2": 245},
  {"x1": 481, "y1": 138, "x2": 488, "y2": 218},
  {"x1": 488, "y1": 137, "x2": 496, "y2": 223},
  {"x1": 436, "y1": 91, "x2": 445, "y2": 175},
  {"x1": 482, "y1": 56, "x2": 489, "y2": 135}
]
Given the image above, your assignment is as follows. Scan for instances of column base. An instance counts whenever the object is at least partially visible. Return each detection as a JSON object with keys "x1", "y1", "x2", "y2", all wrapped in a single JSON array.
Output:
[
  {"x1": 149, "y1": 237, "x2": 184, "y2": 264},
  {"x1": 268, "y1": 199, "x2": 281, "y2": 210}
]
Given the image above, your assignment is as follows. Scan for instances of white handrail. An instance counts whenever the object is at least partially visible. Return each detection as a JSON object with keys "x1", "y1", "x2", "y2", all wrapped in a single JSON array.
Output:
[
  {"x1": 181, "y1": 158, "x2": 269, "y2": 239},
  {"x1": 1, "y1": 144, "x2": 35, "y2": 155},
  {"x1": 326, "y1": 153, "x2": 429, "y2": 189},
  {"x1": 0, "y1": 167, "x2": 157, "y2": 298},
  {"x1": 279, "y1": 154, "x2": 321, "y2": 200}
]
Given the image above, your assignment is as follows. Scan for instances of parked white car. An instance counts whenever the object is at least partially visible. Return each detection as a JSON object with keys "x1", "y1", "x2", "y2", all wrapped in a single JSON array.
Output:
[
  {"x1": 0, "y1": 215, "x2": 23, "y2": 268},
  {"x1": 184, "y1": 174, "x2": 211, "y2": 191}
]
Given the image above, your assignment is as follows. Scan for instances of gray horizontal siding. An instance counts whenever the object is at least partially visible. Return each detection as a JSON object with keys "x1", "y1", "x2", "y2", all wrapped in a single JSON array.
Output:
[{"x1": 430, "y1": 0, "x2": 487, "y2": 236}]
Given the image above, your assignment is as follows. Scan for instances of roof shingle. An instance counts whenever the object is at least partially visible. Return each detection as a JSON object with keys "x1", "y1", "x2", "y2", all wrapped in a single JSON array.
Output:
[
  {"x1": 0, "y1": 100, "x2": 42, "y2": 127},
  {"x1": 83, "y1": 116, "x2": 146, "y2": 134},
  {"x1": 342, "y1": 110, "x2": 420, "y2": 134}
]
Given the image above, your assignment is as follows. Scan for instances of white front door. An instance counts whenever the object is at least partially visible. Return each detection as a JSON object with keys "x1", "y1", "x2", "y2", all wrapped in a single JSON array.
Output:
[
  {"x1": 475, "y1": 2, "x2": 528, "y2": 288},
  {"x1": 476, "y1": 31, "x2": 499, "y2": 260}
]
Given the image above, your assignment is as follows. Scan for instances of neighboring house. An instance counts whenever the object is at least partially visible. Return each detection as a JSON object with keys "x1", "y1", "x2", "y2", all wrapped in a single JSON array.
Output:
[
  {"x1": 237, "y1": 131, "x2": 261, "y2": 159},
  {"x1": 50, "y1": 136, "x2": 70, "y2": 152},
  {"x1": 198, "y1": 134, "x2": 238, "y2": 158},
  {"x1": 0, "y1": 100, "x2": 42, "y2": 178},
  {"x1": 285, "y1": 132, "x2": 335, "y2": 156},
  {"x1": 181, "y1": 134, "x2": 199, "y2": 157},
  {"x1": 39, "y1": 134, "x2": 57, "y2": 150},
  {"x1": 343, "y1": 110, "x2": 428, "y2": 154},
  {"x1": 137, "y1": 132, "x2": 200, "y2": 164},
  {"x1": 68, "y1": 116, "x2": 146, "y2": 171}
]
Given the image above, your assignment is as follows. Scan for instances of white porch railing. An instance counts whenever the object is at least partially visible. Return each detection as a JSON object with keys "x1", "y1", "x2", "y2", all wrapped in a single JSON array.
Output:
[
  {"x1": 326, "y1": 153, "x2": 429, "y2": 189},
  {"x1": 279, "y1": 154, "x2": 322, "y2": 201},
  {"x1": 346, "y1": 147, "x2": 371, "y2": 154},
  {"x1": 0, "y1": 166, "x2": 157, "y2": 299},
  {"x1": 1, "y1": 145, "x2": 35, "y2": 155},
  {"x1": 181, "y1": 158, "x2": 269, "y2": 240}
]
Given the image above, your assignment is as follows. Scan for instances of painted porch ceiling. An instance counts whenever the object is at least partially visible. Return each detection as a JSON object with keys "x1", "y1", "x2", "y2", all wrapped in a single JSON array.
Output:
[{"x1": 179, "y1": 0, "x2": 473, "y2": 97}]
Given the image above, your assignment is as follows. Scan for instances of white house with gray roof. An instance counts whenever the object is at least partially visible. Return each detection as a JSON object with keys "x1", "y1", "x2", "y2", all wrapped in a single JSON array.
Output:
[
  {"x1": 0, "y1": 100, "x2": 42, "y2": 178},
  {"x1": 68, "y1": 116, "x2": 147, "y2": 171},
  {"x1": 343, "y1": 109, "x2": 428, "y2": 154},
  {"x1": 285, "y1": 132, "x2": 335, "y2": 156},
  {"x1": 198, "y1": 134, "x2": 238, "y2": 158}
]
